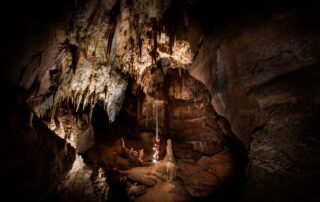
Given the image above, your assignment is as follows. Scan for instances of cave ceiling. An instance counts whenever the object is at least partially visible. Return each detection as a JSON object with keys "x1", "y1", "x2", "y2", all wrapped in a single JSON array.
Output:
[
  {"x1": 1, "y1": 0, "x2": 320, "y2": 201},
  {"x1": 25, "y1": 0, "x2": 193, "y2": 123}
]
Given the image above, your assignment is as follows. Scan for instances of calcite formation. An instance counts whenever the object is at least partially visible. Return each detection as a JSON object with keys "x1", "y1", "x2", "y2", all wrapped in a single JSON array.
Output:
[
  {"x1": 3, "y1": 0, "x2": 320, "y2": 202},
  {"x1": 58, "y1": 155, "x2": 109, "y2": 201},
  {"x1": 28, "y1": 0, "x2": 192, "y2": 125}
]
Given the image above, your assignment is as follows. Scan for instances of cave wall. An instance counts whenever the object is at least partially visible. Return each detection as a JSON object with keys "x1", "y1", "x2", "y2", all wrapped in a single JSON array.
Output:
[
  {"x1": 48, "y1": 101, "x2": 95, "y2": 153},
  {"x1": 137, "y1": 68, "x2": 248, "y2": 199},
  {"x1": 1, "y1": 0, "x2": 320, "y2": 201},
  {"x1": 138, "y1": 68, "x2": 224, "y2": 143},
  {"x1": 189, "y1": 5, "x2": 320, "y2": 202},
  {"x1": 57, "y1": 154, "x2": 109, "y2": 202},
  {"x1": 0, "y1": 87, "x2": 76, "y2": 201},
  {"x1": 165, "y1": 69, "x2": 221, "y2": 143}
]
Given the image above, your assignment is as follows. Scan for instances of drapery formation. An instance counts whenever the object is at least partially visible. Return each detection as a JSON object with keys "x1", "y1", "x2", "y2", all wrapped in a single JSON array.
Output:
[{"x1": 29, "y1": 0, "x2": 192, "y2": 123}]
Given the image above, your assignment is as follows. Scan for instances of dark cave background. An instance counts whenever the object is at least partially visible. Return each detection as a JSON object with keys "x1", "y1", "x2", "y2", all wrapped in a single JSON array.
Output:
[{"x1": 1, "y1": 0, "x2": 320, "y2": 202}]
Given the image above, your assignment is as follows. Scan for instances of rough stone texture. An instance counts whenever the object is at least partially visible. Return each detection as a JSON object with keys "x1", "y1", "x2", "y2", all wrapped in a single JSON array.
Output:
[
  {"x1": 138, "y1": 68, "x2": 238, "y2": 145},
  {"x1": 11, "y1": 0, "x2": 191, "y2": 126},
  {"x1": 243, "y1": 107, "x2": 320, "y2": 202},
  {"x1": 133, "y1": 68, "x2": 247, "y2": 199},
  {"x1": 188, "y1": 6, "x2": 320, "y2": 202},
  {"x1": 2, "y1": 1, "x2": 320, "y2": 202},
  {"x1": 0, "y1": 87, "x2": 76, "y2": 201},
  {"x1": 48, "y1": 101, "x2": 95, "y2": 153},
  {"x1": 117, "y1": 139, "x2": 192, "y2": 202},
  {"x1": 84, "y1": 138, "x2": 145, "y2": 170},
  {"x1": 165, "y1": 69, "x2": 225, "y2": 143},
  {"x1": 177, "y1": 149, "x2": 243, "y2": 199},
  {"x1": 57, "y1": 154, "x2": 109, "y2": 202},
  {"x1": 135, "y1": 181, "x2": 192, "y2": 202}
]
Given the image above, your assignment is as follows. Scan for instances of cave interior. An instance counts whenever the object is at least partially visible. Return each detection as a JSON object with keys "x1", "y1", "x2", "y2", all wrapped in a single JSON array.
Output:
[{"x1": 1, "y1": 0, "x2": 320, "y2": 202}]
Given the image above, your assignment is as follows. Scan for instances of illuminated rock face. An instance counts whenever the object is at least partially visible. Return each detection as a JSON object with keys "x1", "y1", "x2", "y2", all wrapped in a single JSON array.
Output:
[
  {"x1": 17, "y1": 0, "x2": 190, "y2": 157},
  {"x1": 47, "y1": 101, "x2": 95, "y2": 153},
  {"x1": 2, "y1": 0, "x2": 320, "y2": 202},
  {"x1": 21, "y1": 0, "x2": 192, "y2": 126},
  {"x1": 57, "y1": 154, "x2": 109, "y2": 202},
  {"x1": 92, "y1": 68, "x2": 247, "y2": 200}
]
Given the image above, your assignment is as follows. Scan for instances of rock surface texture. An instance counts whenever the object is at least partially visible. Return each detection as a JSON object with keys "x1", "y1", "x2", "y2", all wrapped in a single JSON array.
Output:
[
  {"x1": 57, "y1": 154, "x2": 109, "y2": 202},
  {"x1": 0, "y1": 87, "x2": 76, "y2": 201},
  {"x1": 1, "y1": 0, "x2": 320, "y2": 202},
  {"x1": 188, "y1": 7, "x2": 320, "y2": 202}
]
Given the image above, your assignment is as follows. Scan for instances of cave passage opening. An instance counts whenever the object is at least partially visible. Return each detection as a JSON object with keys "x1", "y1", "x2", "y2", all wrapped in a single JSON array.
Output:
[{"x1": 82, "y1": 65, "x2": 248, "y2": 201}]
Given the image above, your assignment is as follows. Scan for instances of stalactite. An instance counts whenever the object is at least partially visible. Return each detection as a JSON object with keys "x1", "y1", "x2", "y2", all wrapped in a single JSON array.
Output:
[
  {"x1": 76, "y1": 93, "x2": 82, "y2": 112},
  {"x1": 167, "y1": 23, "x2": 175, "y2": 56},
  {"x1": 138, "y1": 32, "x2": 143, "y2": 58},
  {"x1": 29, "y1": 0, "x2": 192, "y2": 127},
  {"x1": 145, "y1": 103, "x2": 149, "y2": 128},
  {"x1": 106, "y1": 0, "x2": 121, "y2": 56},
  {"x1": 155, "y1": 99, "x2": 159, "y2": 140},
  {"x1": 137, "y1": 90, "x2": 141, "y2": 127},
  {"x1": 182, "y1": 74, "x2": 184, "y2": 91},
  {"x1": 193, "y1": 83, "x2": 196, "y2": 103},
  {"x1": 29, "y1": 112, "x2": 34, "y2": 128}
]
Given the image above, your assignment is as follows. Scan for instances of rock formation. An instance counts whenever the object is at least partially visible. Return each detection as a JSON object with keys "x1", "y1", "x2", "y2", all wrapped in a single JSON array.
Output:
[
  {"x1": 118, "y1": 139, "x2": 191, "y2": 202},
  {"x1": 0, "y1": 87, "x2": 76, "y2": 201},
  {"x1": 1, "y1": 0, "x2": 320, "y2": 202},
  {"x1": 57, "y1": 154, "x2": 109, "y2": 202}
]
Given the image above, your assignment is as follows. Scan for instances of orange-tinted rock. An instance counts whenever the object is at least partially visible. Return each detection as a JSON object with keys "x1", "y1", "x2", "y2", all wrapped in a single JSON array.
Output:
[
  {"x1": 209, "y1": 151, "x2": 236, "y2": 181},
  {"x1": 135, "y1": 181, "x2": 192, "y2": 202},
  {"x1": 185, "y1": 171, "x2": 220, "y2": 198}
]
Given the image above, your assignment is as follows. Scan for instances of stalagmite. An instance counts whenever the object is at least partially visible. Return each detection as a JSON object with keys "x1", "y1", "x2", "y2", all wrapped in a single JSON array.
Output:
[
  {"x1": 120, "y1": 138, "x2": 177, "y2": 186},
  {"x1": 164, "y1": 139, "x2": 176, "y2": 182}
]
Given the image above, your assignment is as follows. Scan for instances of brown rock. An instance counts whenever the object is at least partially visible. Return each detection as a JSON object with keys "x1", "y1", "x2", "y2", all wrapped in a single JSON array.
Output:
[
  {"x1": 209, "y1": 151, "x2": 236, "y2": 181},
  {"x1": 185, "y1": 171, "x2": 220, "y2": 198},
  {"x1": 135, "y1": 181, "x2": 192, "y2": 202},
  {"x1": 173, "y1": 142, "x2": 201, "y2": 160}
]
